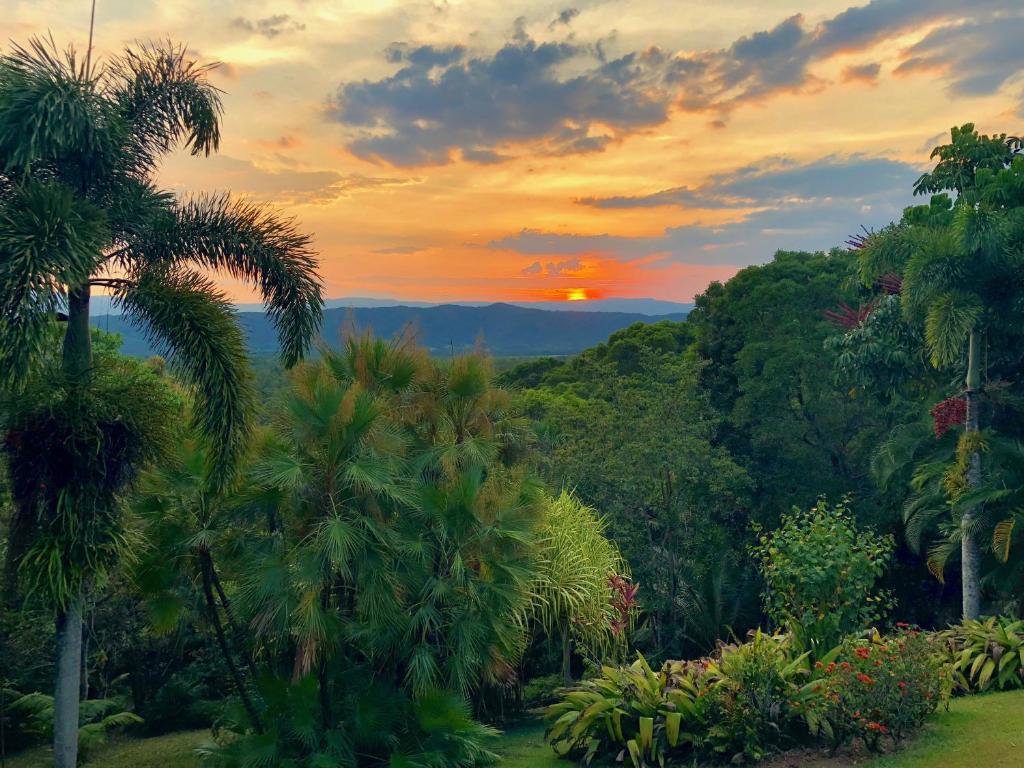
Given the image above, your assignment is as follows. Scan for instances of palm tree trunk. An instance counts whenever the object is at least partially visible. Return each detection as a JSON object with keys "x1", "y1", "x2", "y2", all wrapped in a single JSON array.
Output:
[
  {"x1": 961, "y1": 330, "x2": 982, "y2": 621},
  {"x1": 200, "y1": 554, "x2": 263, "y2": 732},
  {"x1": 53, "y1": 286, "x2": 93, "y2": 768},
  {"x1": 53, "y1": 598, "x2": 83, "y2": 768}
]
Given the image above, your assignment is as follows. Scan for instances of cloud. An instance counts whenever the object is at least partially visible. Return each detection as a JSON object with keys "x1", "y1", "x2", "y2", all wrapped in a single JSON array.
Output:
[
  {"x1": 329, "y1": 36, "x2": 671, "y2": 165},
  {"x1": 172, "y1": 155, "x2": 421, "y2": 204},
  {"x1": 841, "y1": 62, "x2": 881, "y2": 84},
  {"x1": 372, "y1": 245, "x2": 427, "y2": 255},
  {"x1": 549, "y1": 8, "x2": 580, "y2": 29},
  {"x1": 579, "y1": 155, "x2": 919, "y2": 209},
  {"x1": 546, "y1": 258, "x2": 583, "y2": 275},
  {"x1": 256, "y1": 135, "x2": 303, "y2": 151},
  {"x1": 493, "y1": 153, "x2": 919, "y2": 266},
  {"x1": 520, "y1": 258, "x2": 584, "y2": 276},
  {"x1": 894, "y1": 14, "x2": 1024, "y2": 97},
  {"x1": 231, "y1": 14, "x2": 306, "y2": 38},
  {"x1": 326, "y1": 0, "x2": 1017, "y2": 166}
]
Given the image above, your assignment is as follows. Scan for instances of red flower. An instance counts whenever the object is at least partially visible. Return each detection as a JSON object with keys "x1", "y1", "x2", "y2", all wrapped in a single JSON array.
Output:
[
  {"x1": 855, "y1": 647, "x2": 871, "y2": 659},
  {"x1": 856, "y1": 673, "x2": 875, "y2": 685}
]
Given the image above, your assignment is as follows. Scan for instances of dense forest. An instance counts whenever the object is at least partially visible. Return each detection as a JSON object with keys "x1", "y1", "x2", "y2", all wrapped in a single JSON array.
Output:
[{"x1": 3, "y1": 34, "x2": 1024, "y2": 768}]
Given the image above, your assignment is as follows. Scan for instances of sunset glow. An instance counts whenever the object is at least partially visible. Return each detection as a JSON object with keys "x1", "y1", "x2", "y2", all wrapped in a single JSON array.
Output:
[{"x1": 9, "y1": 0, "x2": 1020, "y2": 304}]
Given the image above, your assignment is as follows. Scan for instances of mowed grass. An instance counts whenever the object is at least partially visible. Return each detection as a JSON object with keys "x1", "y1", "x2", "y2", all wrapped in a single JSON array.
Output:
[
  {"x1": 500, "y1": 690, "x2": 1024, "y2": 767},
  {"x1": 3, "y1": 729, "x2": 208, "y2": 768},
  {"x1": 4, "y1": 691, "x2": 1021, "y2": 767}
]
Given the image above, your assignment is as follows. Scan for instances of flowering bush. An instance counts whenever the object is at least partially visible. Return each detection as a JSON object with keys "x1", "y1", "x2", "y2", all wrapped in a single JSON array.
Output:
[{"x1": 802, "y1": 627, "x2": 946, "y2": 753}]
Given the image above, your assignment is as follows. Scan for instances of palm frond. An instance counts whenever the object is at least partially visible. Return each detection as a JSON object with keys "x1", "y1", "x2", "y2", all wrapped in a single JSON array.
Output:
[
  {"x1": 0, "y1": 179, "x2": 108, "y2": 383},
  {"x1": 0, "y1": 36, "x2": 121, "y2": 180},
  {"x1": 131, "y1": 193, "x2": 322, "y2": 366},
  {"x1": 115, "y1": 267, "x2": 254, "y2": 483},
  {"x1": 105, "y1": 41, "x2": 222, "y2": 171},
  {"x1": 924, "y1": 291, "x2": 981, "y2": 368}
]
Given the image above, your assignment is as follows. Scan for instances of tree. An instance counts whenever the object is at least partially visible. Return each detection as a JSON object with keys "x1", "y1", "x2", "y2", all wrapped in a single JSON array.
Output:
[
  {"x1": 509, "y1": 328, "x2": 752, "y2": 659},
  {"x1": 752, "y1": 497, "x2": 894, "y2": 655},
  {"x1": 0, "y1": 38, "x2": 322, "y2": 766},
  {"x1": 857, "y1": 124, "x2": 1024, "y2": 619},
  {"x1": 531, "y1": 491, "x2": 626, "y2": 684}
]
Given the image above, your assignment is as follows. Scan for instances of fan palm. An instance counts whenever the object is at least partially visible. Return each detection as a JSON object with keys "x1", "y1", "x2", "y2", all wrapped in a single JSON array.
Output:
[
  {"x1": 0, "y1": 38, "x2": 322, "y2": 766},
  {"x1": 857, "y1": 124, "x2": 1024, "y2": 619},
  {"x1": 133, "y1": 434, "x2": 264, "y2": 729}
]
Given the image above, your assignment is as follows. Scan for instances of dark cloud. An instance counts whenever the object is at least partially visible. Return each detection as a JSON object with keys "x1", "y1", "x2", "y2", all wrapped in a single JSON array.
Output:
[
  {"x1": 578, "y1": 186, "x2": 739, "y2": 210},
  {"x1": 895, "y1": 14, "x2": 1024, "y2": 97},
  {"x1": 521, "y1": 261, "x2": 543, "y2": 275},
  {"x1": 330, "y1": 37, "x2": 670, "y2": 165},
  {"x1": 231, "y1": 14, "x2": 306, "y2": 39},
  {"x1": 327, "y1": 0, "x2": 1018, "y2": 166},
  {"x1": 549, "y1": 8, "x2": 580, "y2": 29}
]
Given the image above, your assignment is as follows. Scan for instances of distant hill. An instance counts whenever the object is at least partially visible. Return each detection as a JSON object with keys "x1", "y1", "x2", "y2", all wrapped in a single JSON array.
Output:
[
  {"x1": 88, "y1": 295, "x2": 694, "y2": 317},
  {"x1": 93, "y1": 302, "x2": 690, "y2": 358}
]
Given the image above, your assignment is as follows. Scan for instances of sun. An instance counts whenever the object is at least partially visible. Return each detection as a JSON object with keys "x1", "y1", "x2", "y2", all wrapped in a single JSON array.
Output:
[{"x1": 566, "y1": 288, "x2": 589, "y2": 301}]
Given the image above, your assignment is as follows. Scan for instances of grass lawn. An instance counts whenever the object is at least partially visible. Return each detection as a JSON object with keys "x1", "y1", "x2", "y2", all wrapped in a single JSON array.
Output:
[
  {"x1": 3, "y1": 691, "x2": 1021, "y2": 767},
  {"x1": 2, "y1": 729, "x2": 208, "y2": 768},
  {"x1": 500, "y1": 690, "x2": 1024, "y2": 767}
]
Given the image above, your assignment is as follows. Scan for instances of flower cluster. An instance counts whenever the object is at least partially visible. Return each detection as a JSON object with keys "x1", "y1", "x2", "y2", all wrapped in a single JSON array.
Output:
[
  {"x1": 801, "y1": 627, "x2": 945, "y2": 754},
  {"x1": 930, "y1": 396, "x2": 966, "y2": 438}
]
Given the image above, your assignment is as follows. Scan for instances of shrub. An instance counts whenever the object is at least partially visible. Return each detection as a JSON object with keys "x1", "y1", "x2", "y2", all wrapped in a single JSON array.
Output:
[
  {"x1": 3, "y1": 691, "x2": 142, "y2": 758},
  {"x1": 752, "y1": 497, "x2": 894, "y2": 655},
  {"x1": 802, "y1": 628, "x2": 945, "y2": 753},
  {"x1": 545, "y1": 635, "x2": 818, "y2": 767},
  {"x1": 701, "y1": 632, "x2": 816, "y2": 763},
  {"x1": 544, "y1": 653, "x2": 706, "y2": 767},
  {"x1": 941, "y1": 616, "x2": 1024, "y2": 692}
]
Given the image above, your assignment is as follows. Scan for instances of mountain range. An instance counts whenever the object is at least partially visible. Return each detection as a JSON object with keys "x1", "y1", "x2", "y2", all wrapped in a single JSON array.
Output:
[{"x1": 92, "y1": 301, "x2": 692, "y2": 358}]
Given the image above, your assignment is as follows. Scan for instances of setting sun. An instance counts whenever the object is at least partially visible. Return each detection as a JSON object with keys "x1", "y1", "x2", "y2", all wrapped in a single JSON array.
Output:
[{"x1": 566, "y1": 288, "x2": 589, "y2": 302}]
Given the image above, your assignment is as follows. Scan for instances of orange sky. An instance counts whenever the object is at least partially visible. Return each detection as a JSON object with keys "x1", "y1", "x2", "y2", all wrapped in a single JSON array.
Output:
[{"x1": 5, "y1": 0, "x2": 1022, "y2": 303}]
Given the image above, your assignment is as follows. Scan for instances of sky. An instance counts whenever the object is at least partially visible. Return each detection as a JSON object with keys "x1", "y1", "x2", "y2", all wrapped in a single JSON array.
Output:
[{"x1": 4, "y1": 0, "x2": 1023, "y2": 304}]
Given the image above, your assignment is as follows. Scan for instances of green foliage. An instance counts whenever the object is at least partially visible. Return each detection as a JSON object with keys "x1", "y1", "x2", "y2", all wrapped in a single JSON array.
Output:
[
  {"x1": 513, "y1": 326, "x2": 752, "y2": 659},
  {"x1": 701, "y1": 632, "x2": 816, "y2": 763},
  {"x1": 804, "y1": 629, "x2": 945, "y2": 753},
  {"x1": 168, "y1": 334, "x2": 623, "y2": 766},
  {"x1": 545, "y1": 633, "x2": 816, "y2": 766},
  {"x1": 941, "y1": 617, "x2": 1024, "y2": 692},
  {"x1": 544, "y1": 653, "x2": 705, "y2": 767},
  {"x1": 752, "y1": 497, "x2": 894, "y2": 655},
  {"x1": 531, "y1": 491, "x2": 627, "y2": 667},
  {"x1": 0, "y1": 33, "x2": 322, "y2": 481},
  {"x1": 4, "y1": 690, "x2": 143, "y2": 758},
  {"x1": 1, "y1": 330, "x2": 179, "y2": 606},
  {"x1": 690, "y1": 249, "x2": 888, "y2": 528}
]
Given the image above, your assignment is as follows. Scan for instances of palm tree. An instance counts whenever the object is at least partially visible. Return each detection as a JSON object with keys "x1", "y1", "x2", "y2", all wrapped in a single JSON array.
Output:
[
  {"x1": 858, "y1": 124, "x2": 1023, "y2": 619},
  {"x1": 133, "y1": 434, "x2": 265, "y2": 729},
  {"x1": 0, "y1": 38, "x2": 322, "y2": 766}
]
